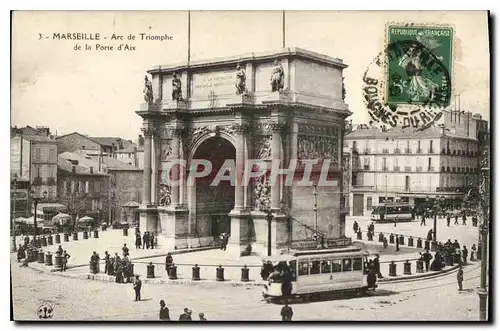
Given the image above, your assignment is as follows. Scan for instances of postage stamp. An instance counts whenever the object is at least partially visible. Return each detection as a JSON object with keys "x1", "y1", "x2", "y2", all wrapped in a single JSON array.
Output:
[{"x1": 362, "y1": 23, "x2": 454, "y2": 130}]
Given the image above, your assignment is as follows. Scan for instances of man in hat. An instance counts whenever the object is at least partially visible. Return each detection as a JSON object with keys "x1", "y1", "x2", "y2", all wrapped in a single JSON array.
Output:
[
  {"x1": 179, "y1": 308, "x2": 192, "y2": 321},
  {"x1": 62, "y1": 250, "x2": 71, "y2": 272},
  {"x1": 122, "y1": 243, "x2": 130, "y2": 257},
  {"x1": 133, "y1": 275, "x2": 142, "y2": 301},
  {"x1": 281, "y1": 302, "x2": 293, "y2": 321},
  {"x1": 198, "y1": 313, "x2": 207, "y2": 321},
  {"x1": 457, "y1": 265, "x2": 464, "y2": 291},
  {"x1": 159, "y1": 300, "x2": 170, "y2": 320}
]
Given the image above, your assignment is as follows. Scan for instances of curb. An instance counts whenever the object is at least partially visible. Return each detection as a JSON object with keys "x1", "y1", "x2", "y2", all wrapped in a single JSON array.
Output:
[{"x1": 378, "y1": 264, "x2": 460, "y2": 283}]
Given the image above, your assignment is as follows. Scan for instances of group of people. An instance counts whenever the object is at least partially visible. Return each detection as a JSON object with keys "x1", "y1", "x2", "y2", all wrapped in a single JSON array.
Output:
[
  {"x1": 102, "y1": 246, "x2": 135, "y2": 284},
  {"x1": 158, "y1": 300, "x2": 207, "y2": 321},
  {"x1": 365, "y1": 255, "x2": 382, "y2": 289},
  {"x1": 135, "y1": 229, "x2": 157, "y2": 250},
  {"x1": 219, "y1": 233, "x2": 229, "y2": 251}
]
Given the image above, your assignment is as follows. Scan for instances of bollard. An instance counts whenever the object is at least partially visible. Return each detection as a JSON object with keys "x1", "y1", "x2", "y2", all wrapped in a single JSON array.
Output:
[
  {"x1": 64, "y1": 233, "x2": 69, "y2": 242},
  {"x1": 216, "y1": 265, "x2": 225, "y2": 281},
  {"x1": 416, "y1": 260, "x2": 424, "y2": 273},
  {"x1": 169, "y1": 264, "x2": 178, "y2": 280},
  {"x1": 72, "y1": 232, "x2": 78, "y2": 241},
  {"x1": 416, "y1": 238, "x2": 422, "y2": 249},
  {"x1": 101, "y1": 224, "x2": 107, "y2": 231},
  {"x1": 403, "y1": 260, "x2": 411, "y2": 275},
  {"x1": 241, "y1": 265, "x2": 250, "y2": 282},
  {"x1": 54, "y1": 254, "x2": 63, "y2": 270},
  {"x1": 192, "y1": 264, "x2": 201, "y2": 281},
  {"x1": 41, "y1": 236, "x2": 47, "y2": 247},
  {"x1": 45, "y1": 252, "x2": 53, "y2": 266},
  {"x1": 378, "y1": 233, "x2": 384, "y2": 243},
  {"x1": 47, "y1": 235, "x2": 53, "y2": 246},
  {"x1": 146, "y1": 262, "x2": 155, "y2": 278},
  {"x1": 389, "y1": 234, "x2": 395, "y2": 244},
  {"x1": 123, "y1": 228, "x2": 128, "y2": 236},
  {"x1": 408, "y1": 236, "x2": 414, "y2": 247},
  {"x1": 389, "y1": 261, "x2": 397, "y2": 277},
  {"x1": 37, "y1": 250, "x2": 45, "y2": 264},
  {"x1": 357, "y1": 231, "x2": 362, "y2": 240},
  {"x1": 55, "y1": 234, "x2": 61, "y2": 244},
  {"x1": 129, "y1": 263, "x2": 134, "y2": 276},
  {"x1": 93, "y1": 230, "x2": 99, "y2": 239},
  {"x1": 399, "y1": 235, "x2": 405, "y2": 245},
  {"x1": 424, "y1": 240, "x2": 430, "y2": 250},
  {"x1": 83, "y1": 231, "x2": 88, "y2": 240}
]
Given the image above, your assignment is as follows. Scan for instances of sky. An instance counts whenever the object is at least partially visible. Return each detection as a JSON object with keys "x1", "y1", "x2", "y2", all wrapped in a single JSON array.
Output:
[{"x1": 11, "y1": 11, "x2": 490, "y2": 141}]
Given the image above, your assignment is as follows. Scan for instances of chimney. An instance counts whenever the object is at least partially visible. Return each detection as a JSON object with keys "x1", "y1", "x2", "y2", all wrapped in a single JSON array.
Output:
[
  {"x1": 90, "y1": 166, "x2": 93, "y2": 174},
  {"x1": 72, "y1": 165, "x2": 76, "y2": 173}
]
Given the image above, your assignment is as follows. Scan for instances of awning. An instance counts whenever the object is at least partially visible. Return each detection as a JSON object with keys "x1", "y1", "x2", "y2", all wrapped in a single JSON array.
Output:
[
  {"x1": 52, "y1": 213, "x2": 72, "y2": 224},
  {"x1": 35, "y1": 203, "x2": 68, "y2": 213},
  {"x1": 24, "y1": 216, "x2": 44, "y2": 225},
  {"x1": 78, "y1": 216, "x2": 94, "y2": 223},
  {"x1": 122, "y1": 201, "x2": 140, "y2": 208}
]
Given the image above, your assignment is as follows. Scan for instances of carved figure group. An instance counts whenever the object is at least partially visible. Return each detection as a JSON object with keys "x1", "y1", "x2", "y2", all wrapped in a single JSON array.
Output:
[
  {"x1": 235, "y1": 63, "x2": 248, "y2": 95},
  {"x1": 143, "y1": 75, "x2": 154, "y2": 104},
  {"x1": 254, "y1": 176, "x2": 271, "y2": 211},
  {"x1": 270, "y1": 59, "x2": 284, "y2": 92},
  {"x1": 159, "y1": 183, "x2": 172, "y2": 207},
  {"x1": 172, "y1": 72, "x2": 183, "y2": 102}
]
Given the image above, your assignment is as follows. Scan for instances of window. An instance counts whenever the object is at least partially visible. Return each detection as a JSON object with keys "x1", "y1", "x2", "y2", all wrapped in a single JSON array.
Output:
[
  {"x1": 342, "y1": 258, "x2": 352, "y2": 272},
  {"x1": 320, "y1": 259, "x2": 332, "y2": 274},
  {"x1": 35, "y1": 148, "x2": 41, "y2": 161},
  {"x1": 382, "y1": 157, "x2": 387, "y2": 170},
  {"x1": 366, "y1": 197, "x2": 373, "y2": 210},
  {"x1": 417, "y1": 140, "x2": 421, "y2": 150},
  {"x1": 71, "y1": 180, "x2": 76, "y2": 193},
  {"x1": 332, "y1": 260, "x2": 342, "y2": 273},
  {"x1": 353, "y1": 258, "x2": 363, "y2": 271},
  {"x1": 49, "y1": 148, "x2": 56, "y2": 162},
  {"x1": 310, "y1": 259, "x2": 321, "y2": 275},
  {"x1": 430, "y1": 140, "x2": 434, "y2": 152},
  {"x1": 298, "y1": 261, "x2": 309, "y2": 276},
  {"x1": 85, "y1": 181, "x2": 89, "y2": 193},
  {"x1": 94, "y1": 181, "x2": 100, "y2": 192},
  {"x1": 353, "y1": 141, "x2": 357, "y2": 150},
  {"x1": 428, "y1": 157, "x2": 432, "y2": 168}
]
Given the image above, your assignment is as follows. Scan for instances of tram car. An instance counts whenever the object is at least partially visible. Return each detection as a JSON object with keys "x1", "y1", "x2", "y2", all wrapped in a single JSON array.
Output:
[{"x1": 262, "y1": 246, "x2": 375, "y2": 301}]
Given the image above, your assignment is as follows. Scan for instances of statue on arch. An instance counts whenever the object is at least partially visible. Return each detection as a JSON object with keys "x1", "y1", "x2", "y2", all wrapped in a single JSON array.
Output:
[
  {"x1": 172, "y1": 72, "x2": 183, "y2": 102},
  {"x1": 235, "y1": 63, "x2": 248, "y2": 95},
  {"x1": 270, "y1": 59, "x2": 284, "y2": 92},
  {"x1": 143, "y1": 75, "x2": 154, "y2": 104},
  {"x1": 342, "y1": 77, "x2": 347, "y2": 101}
]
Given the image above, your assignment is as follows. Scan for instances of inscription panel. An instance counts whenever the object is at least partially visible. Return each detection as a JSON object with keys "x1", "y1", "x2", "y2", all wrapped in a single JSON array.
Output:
[{"x1": 191, "y1": 70, "x2": 234, "y2": 98}]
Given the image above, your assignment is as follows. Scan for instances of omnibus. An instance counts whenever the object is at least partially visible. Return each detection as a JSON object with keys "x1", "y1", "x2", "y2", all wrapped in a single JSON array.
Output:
[
  {"x1": 262, "y1": 246, "x2": 374, "y2": 301},
  {"x1": 371, "y1": 202, "x2": 413, "y2": 223}
]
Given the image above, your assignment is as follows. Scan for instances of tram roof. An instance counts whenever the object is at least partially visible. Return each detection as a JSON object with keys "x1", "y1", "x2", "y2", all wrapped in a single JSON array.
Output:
[{"x1": 276, "y1": 246, "x2": 363, "y2": 258}]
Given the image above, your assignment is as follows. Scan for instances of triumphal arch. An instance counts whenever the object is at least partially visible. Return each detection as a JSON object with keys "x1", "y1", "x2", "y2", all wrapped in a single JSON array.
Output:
[{"x1": 136, "y1": 47, "x2": 351, "y2": 256}]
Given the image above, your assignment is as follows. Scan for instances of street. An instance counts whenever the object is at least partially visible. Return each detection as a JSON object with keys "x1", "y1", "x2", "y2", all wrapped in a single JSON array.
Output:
[{"x1": 11, "y1": 256, "x2": 482, "y2": 321}]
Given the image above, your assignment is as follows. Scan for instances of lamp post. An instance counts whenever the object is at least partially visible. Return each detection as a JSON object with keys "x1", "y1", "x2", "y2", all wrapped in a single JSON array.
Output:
[
  {"x1": 313, "y1": 184, "x2": 318, "y2": 233},
  {"x1": 30, "y1": 189, "x2": 47, "y2": 244},
  {"x1": 11, "y1": 174, "x2": 18, "y2": 252},
  {"x1": 265, "y1": 210, "x2": 273, "y2": 257},
  {"x1": 477, "y1": 158, "x2": 490, "y2": 321}
]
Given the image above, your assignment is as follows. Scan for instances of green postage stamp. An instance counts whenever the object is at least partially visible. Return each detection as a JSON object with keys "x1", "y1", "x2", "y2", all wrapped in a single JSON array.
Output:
[{"x1": 386, "y1": 25, "x2": 454, "y2": 106}]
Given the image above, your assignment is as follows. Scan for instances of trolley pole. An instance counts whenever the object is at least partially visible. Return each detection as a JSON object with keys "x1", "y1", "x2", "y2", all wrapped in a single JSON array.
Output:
[
  {"x1": 11, "y1": 174, "x2": 17, "y2": 252},
  {"x1": 313, "y1": 184, "x2": 318, "y2": 233},
  {"x1": 266, "y1": 210, "x2": 273, "y2": 257}
]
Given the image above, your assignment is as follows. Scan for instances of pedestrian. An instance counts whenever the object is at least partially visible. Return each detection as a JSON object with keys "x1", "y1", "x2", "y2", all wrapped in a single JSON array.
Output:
[
  {"x1": 135, "y1": 232, "x2": 142, "y2": 249},
  {"x1": 395, "y1": 235, "x2": 400, "y2": 252},
  {"x1": 62, "y1": 250, "x2": 71, "y2": 272},
  {"x1": 353, "y1": 221, "x2": 359, "y2": 233},
  {"x1": 179, "y1": 308, "x2": 192, "y2": 321},
  {"x1": 122, "y1": 243, "x2": 129, "y2": 257},
  {"x1": 454, "y1": 214, "x2": 459, "y2": 225},
  {"x1": 115, "y1": 262, "x2": 124, "y2": 283},
  {"x1": 133, "y1": 275, "x2": 142, "y2": 301},
  {"x1": 383, "y1": 237, "x2": 388, "y2": 249},
  {"x1": 143, "y1": 231, "x2": 149, "y2": 249},
  {"x1": 462, "y1": 214, "x2": 467, "y2": 226},
  {"x1": 280, "y1": 302, "x2": 293, "y2": 321},
  {"x1": 221, "y1": 233, "x2": 229, "y2": 251},
  {"x1": 159, "y1": 300, "x2": 170, "y2": 320},
  {"x1": 457, "y1": 265, "x2": 464, "y2": 291},
  {"x1": 56, "y1": 245, "x2": 63, "y2": 256},
  {"x1": 373, "y1": 255, "x2": 383, "y2": 278},
  {"x1": 113, "y1": 253, "x2": 121, "y2": 276},
  {"x1": 198, "y1": 313, "x2": 207, "y2": 321},
  {"x1": 446, "y1": 214, "x2": 451, "y2": 227},
  {"x1": 462, "y1": 246, "x2": 468, "y2": 265},
  {"x1": 422, "y1": 249, "x2": 432, "y2": 272},
  {"x1": 165, "y1": 253, "x2": 173, "y2": 276},
  {"x1": 104, "y1": 251, "x2": 110, "y2": 274},
  {"x1": 471, "y1": 244, "x2": 477, "y2": 261},
  {"x1": 426, "y1": 229, "x2": 433, "y2": 241},
  {"x1": 420, "y1": 215, "x2": 426, "y2": 226},
  {"x1": 17, "y1": 245, "x2": 25, "y2": 262},
  {"x1": 150, "y1": 232, "x2": 155, "y2": 249},
  {"x1": 453, "y1": 239, "x2": 460, "y2": 250}
]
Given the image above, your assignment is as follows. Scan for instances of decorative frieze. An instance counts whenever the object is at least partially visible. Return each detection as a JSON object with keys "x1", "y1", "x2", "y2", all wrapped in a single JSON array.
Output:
[
  {"x1": 255, "y1": 136, "x2": 272, "y2": 159},
  {"x1": 298, "y1": 124, "x2": 340, "y2": 136},
  {"x1": 160, "y1": 140, "x2": 172, "y2": 161},
  {"x1": 297, "y1": 135, "x2": 339, "y2": 167}
]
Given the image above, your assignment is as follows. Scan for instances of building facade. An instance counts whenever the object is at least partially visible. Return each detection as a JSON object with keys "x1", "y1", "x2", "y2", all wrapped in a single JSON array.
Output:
[
  {"x1": 345, "y1": 111, "x2": 487, "y2": 216},
  {"x1": 108, "y1": 168, "x2": 143, "y2": 226},
  {"x1": 136, "y1": 47, "x2": 351, "y2": 255}
]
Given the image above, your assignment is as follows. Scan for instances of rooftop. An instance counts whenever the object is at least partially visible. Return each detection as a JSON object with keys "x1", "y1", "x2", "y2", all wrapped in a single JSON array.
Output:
[
  {"x1": 345, "y1": 126, "x2": 477, "y2": 141},
  {"x1": 16, "y1": 134, "x2": 57, "y2": 143}
]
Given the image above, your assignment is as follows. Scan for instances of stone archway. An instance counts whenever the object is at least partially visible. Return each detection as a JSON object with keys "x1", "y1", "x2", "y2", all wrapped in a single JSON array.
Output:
[{"x1": 190, "y1": 136, "x2": 236, "y2": 239}]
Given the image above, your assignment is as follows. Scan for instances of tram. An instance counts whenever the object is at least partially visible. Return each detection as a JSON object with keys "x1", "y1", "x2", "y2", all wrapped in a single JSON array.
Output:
[
  {"x1": 371, "y1": 202, "x2": 413, "y2": 223},
  {"x1": 262, "y1": 246, "x2": 375, "y2": 301}
]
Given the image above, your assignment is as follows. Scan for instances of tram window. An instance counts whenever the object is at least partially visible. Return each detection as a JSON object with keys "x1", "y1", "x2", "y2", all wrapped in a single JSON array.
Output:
[
  {"x1": 310, "y1": 260, "x2": 321, "y2": 275},
  {"x1": 320, "y1": 259, "x2": 332, "y2": 274},
  {"x1": 332, "y1": 260, "x2": 342, "y2": 273},
  {"x1": 298, "y1": 261, "x2": 309, "y2": 276},
  {"x1": 289, "y1": 260, "x2": 297, "y2": 281},
  {"x1": 343, "y1": 258, "x2": 352, "y2": 272},
  {"x1": 353, "y1": 258, "x2": 363, "y2": 271}
]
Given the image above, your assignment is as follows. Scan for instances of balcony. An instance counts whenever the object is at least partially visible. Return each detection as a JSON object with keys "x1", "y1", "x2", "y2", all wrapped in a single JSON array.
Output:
[
  {"x1": 394, "y1": 148, "x2": 401, "y2": 154},
  {"x1": 352, "y1": 148, "x2": 359, "y2": 154},
  {"x1": 32, "y1": 177, "x2": 42, "y2": 186},
  {"x1": 441, "y1": 166, "x2": 445, "y2": 172},
  {"x1": 405, "y1": 148, "x2": 412, "y2": 154},
  {"x1": 363, "y1": 165, "x2": 370, "y2": 170},
  {"x1": 441, "y1": 148, "x2": 446, "y2": 154},
  {"x1": 363, "y1": 149, "x2": 370, "y2": 154},
  {"x1": 382, "y1": 149, "x2": 389, "y2": 154},
  {"x1": 351, "y1": 185, "x2": 375, "y2": 192},
  {"x1": 452, "y1": 150, "x2": 456, "y2": 155},
  {"x1": 447, "y1": 166, "x2": 451, "y2": 172},
  {"x1": 382, "y1": 167, "x2": 388, "y2": 171},
  {"x1": 416, "y1": 148, "x2": 422, "y2": 154},
  {"x1": 429, "y1": 148, "x2": 434, "y2": 154},
  {"x1": 452, "y1": 167, "x2": 456, "y2": 173},
  {"x1": 393, "y1": 166, "x2": 401, "y2": 171},
  {"x1": 428, "y1": 166, "x2": 435, "y2": 172},
  {"x1": 416, "y1": 166, "x2": 423, "y2": 172},
  {"x1": 447, "y1": 149, "x2": 451, "y2": 155},
  {"x1": 46, "y1": 177, "x2": 56, "y2": 185}
]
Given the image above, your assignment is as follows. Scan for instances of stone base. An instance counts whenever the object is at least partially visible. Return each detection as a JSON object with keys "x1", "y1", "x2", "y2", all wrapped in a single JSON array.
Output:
[
  {"x1": 228, "y1": 93, "x2": 254, "y2": 105},
  {"x1": 261, "y1": 91, "x2": 289, "y2": 104},
  {"x1": 164, "y1": 100, "x2": 188, "y2": 110},
  {"x1": 227, "y1": 209, "x2": 252, "y2": 257},
  {"x1": 250, "y1": 210, "x2": 290, "y2": 257},
  {"x1": 138, "y1": 205, "x2": 158, "y2": 233},
  {"x1": 158, "y1": 206, "x2": 189, "y2": 249}
]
